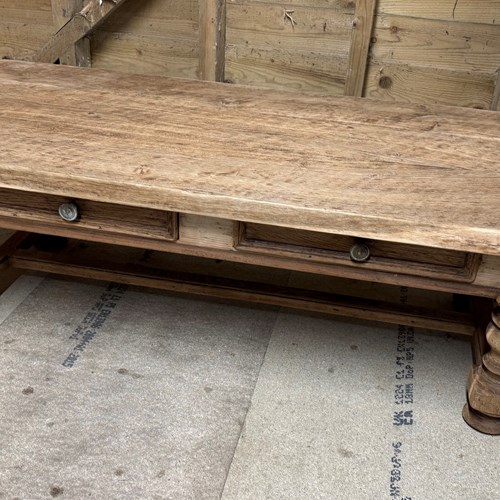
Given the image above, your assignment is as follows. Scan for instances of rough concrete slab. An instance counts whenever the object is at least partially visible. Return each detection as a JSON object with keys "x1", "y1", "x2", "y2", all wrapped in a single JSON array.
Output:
[
  {"x1": 1, "y1": 275, "x2": 498, "y2": 499},
  {"x1": 221, "y1": 309, "x2": 500, "y2": 500},
  {"x1": 0, "y1": 276, "x2": 278, "y2": 499},
  {"x1": 221, "y1": 312, "x2": 396, "y2": 500}
]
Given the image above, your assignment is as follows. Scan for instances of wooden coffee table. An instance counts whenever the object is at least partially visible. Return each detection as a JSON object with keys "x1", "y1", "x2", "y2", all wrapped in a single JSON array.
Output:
[{"x1": 0, "y1": 60, "x2": 499, "y2": 434}]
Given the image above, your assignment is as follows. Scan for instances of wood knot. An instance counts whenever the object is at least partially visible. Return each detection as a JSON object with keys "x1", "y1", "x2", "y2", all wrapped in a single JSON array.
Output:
[{"x1": 378, "y1": 76, "x2": 393, "y2": 89}]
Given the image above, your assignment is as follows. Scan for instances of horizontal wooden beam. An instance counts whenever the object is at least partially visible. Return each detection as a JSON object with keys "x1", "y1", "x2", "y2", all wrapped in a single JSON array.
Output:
[
  {"x1": 9, "y1": 239, "x2": 476, "y2": 336},
  {"x1": 29, "y1": 0, "x2": 129, "y2": 63}
]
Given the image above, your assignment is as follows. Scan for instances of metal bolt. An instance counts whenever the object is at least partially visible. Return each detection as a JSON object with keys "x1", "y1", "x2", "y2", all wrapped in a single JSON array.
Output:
[
  {"x1": 350, "y1": 242, "x2": 370, "y2": 263},
  {"x1": 58, "y1": 202, "x2": 79, "y2": 222}
]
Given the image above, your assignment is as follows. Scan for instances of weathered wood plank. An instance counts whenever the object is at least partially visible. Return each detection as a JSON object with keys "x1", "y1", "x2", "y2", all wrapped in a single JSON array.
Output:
[
  {"x1": 97, "y1": 0, "x2": 198, "y2": 38},
  {"x1": 365, "y1": 61, "x2": 496, "y2": 109},
  {"x1": 90, "y1": 30, "x2": 199, "y2": 78},
  {"x1": 29, "y1": 0, "x2": 130, "y2": 63},
  {"x1": 368, "y1": 12, "x2": 500, "y2": 108},
  {"x1": 227, "y1": 2, "x2": 354, "y2": 54},
  {"x1": 344, "y1": 0, "x2": 376, "y2": 96},
  {"x1": 238, "y1": 0, "x2": 355, "y2": 6},
  {"x1": 90, "y1": 0, "x2": 199, "y2": 77},
  {"x1": 371, "y1": 14, "x2": 500, "y2": 74},
  {"x1": 199, "y1": 0, "x2": 226, "y2": 82},
  {"x1": 0, "y1": 0, "x2": 51, "y2": 9},
  {"x1": 1, "y1": 61, "x2": 500, "y2": 258},
  {"x1": 225, "y1": 0, "x2": 353, "y2": 92},
  {"x1": 378, "y1": 0, "x2": 500, "y2": 24},
  {"x1": 51, "y1": 0, "x2": 90, "y2": 66},
  {"x1": 0, "y1": 0, "x2": 53, "y2": 26},
  {"x1": 0, "y1": 22, "x2": 54, "y2": 59},
  {"x1": 179, "y1": 214, "x2": 234, "y2": 250},
  {"x1": 225, "y1": 46, "x2": 347, "y2": 93}
]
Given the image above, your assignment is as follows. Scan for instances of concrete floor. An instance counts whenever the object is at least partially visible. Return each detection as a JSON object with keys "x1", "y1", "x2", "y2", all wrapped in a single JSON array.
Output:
[{"x1": 0, "y1": 274, "x2": 498, "y2": 499}]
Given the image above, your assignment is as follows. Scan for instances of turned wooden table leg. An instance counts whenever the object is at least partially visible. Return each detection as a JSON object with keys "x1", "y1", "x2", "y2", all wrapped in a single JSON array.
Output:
[{"x1": 463, "y1": 296, "x2": 500, "y2": 434}]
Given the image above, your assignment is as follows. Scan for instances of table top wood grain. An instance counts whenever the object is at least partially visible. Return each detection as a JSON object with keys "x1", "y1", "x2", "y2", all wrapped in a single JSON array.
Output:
[{"x1": 0, "y1": 61, "x2": 499, "y2": 255}]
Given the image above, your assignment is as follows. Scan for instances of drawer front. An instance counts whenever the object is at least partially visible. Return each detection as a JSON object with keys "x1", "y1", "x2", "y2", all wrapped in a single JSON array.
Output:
[
  {"x1": 236, "y1": 222, "x2": 481, "y2": 283},
  {"x1": 0, "y1": 188, "x2": 178, "y2": 245}
]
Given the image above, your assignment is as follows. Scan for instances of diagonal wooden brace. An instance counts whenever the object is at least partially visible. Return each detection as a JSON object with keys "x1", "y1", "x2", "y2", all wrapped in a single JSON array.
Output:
[{"x1": 27, "y1": 0, "x2": 130, "y2": 64}]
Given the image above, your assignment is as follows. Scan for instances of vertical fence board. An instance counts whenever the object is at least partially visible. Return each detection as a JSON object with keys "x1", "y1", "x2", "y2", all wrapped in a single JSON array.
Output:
[
  {"x1": 199, "y1": 0, "x2": 226, "y2": 81},
  {"x1": 344, "y1": 0, "x2": 376, "y2": 97}
]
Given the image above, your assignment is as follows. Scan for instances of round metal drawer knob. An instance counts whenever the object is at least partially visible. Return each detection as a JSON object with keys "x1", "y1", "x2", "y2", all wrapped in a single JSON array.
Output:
[
  {"x1": 58, "y1": 202, "x2": 79, "y2": 222},
  {"x1": 350, "y1": 242, "x2": 370, "y2": 263}
]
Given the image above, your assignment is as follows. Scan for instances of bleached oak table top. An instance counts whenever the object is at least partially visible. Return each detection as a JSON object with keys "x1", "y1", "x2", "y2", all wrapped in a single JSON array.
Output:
[{"x1": 1, "y1": 60, "x2": 499, "y2": 256}]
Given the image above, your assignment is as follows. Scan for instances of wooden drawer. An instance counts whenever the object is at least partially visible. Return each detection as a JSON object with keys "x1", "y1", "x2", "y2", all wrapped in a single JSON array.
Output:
[
  {"x1": 0, "y1": 188, "x2": 178, "y2": 247},
  {"x1": 236, "y1": 223, "x2": 481, "y2": 283}
]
